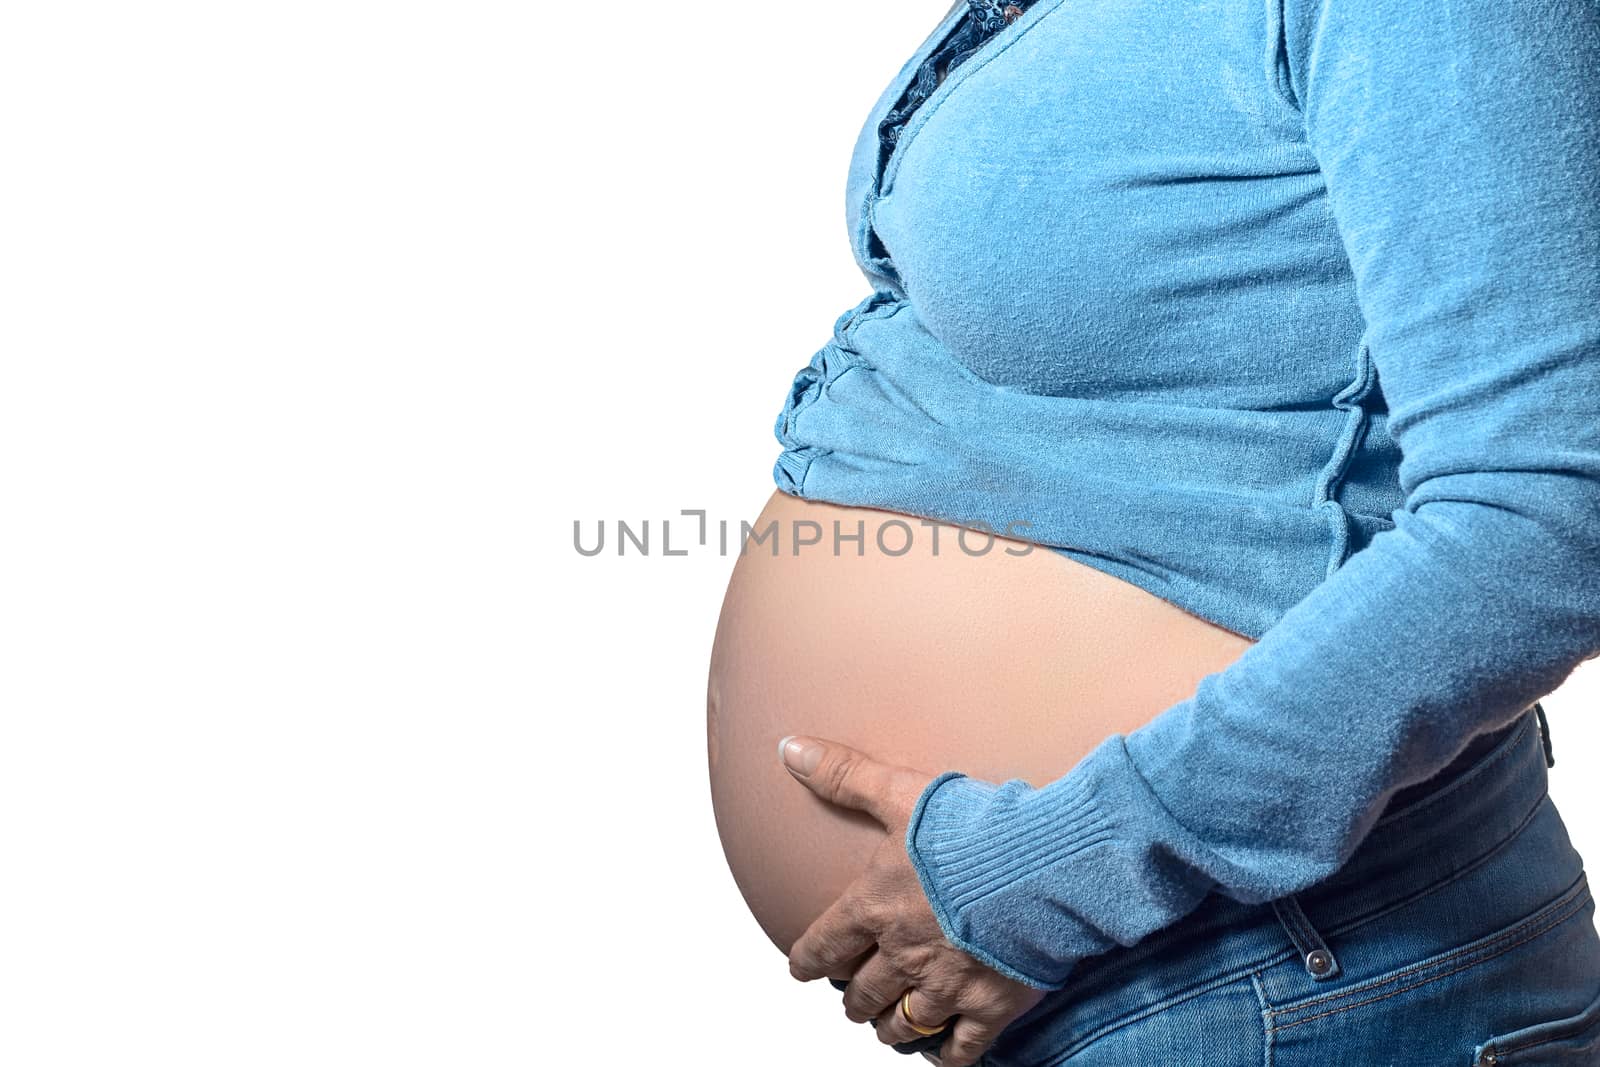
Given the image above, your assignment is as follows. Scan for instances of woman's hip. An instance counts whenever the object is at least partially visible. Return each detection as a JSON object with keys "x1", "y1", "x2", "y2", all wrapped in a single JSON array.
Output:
[{"x1": 980, "y1": 706, "x2": 1600, "y2": 1066}]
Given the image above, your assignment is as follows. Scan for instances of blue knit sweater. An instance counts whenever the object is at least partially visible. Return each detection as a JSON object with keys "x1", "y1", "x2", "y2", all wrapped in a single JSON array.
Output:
[{"x1": 769, "y1": 0, "x2": 1600, "y2": 990}]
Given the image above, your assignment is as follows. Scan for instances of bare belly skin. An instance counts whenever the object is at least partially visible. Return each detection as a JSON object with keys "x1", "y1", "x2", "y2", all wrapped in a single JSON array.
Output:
[{"x1": 706, "y1": 490, "x2": 1254, "y2": 955}]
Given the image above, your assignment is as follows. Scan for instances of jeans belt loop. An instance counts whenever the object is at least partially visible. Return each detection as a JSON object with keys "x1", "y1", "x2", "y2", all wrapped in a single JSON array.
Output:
[
  {"x1": 1271, "y1": 894, "x2": 1343, "y2": 982},
  {"x1": 1533, "y1": 700, "x2": 1555, "y2": 769}
]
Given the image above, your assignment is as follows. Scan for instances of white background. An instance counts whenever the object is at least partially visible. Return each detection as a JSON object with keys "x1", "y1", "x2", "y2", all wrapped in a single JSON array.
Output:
[{"x1": 3, "y1": 3, "x2": 1594, "y2": 1064}]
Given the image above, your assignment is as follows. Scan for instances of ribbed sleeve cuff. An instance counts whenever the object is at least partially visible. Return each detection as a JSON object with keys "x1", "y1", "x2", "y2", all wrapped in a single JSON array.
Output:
[{"x1": 903, "y1": 734, "x2": 1219, "y2": 991}]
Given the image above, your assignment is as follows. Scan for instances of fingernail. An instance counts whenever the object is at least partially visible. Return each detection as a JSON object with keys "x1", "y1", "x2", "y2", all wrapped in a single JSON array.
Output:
[{"x1": 780, "y1": 735, "x2": 822, "y2": 777}]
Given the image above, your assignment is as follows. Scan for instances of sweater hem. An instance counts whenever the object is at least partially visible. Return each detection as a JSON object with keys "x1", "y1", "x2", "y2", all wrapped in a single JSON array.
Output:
[{"x1": 904, "y1": 771, "x2": 1072, "y2": 991}]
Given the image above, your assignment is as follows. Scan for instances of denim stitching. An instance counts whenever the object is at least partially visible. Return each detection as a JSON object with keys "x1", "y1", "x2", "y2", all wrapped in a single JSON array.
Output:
[
  {"x1": 1268, "y1": 895, "x2": 1590, "y2": 1035},
  {"x1": 1270, "y1": 888, "x2": 1590, "y2": 1034},
  {"x1": 1492, "y1": 995, "x2": 1600, "y2": 1057},
  {"x1": 1280, "y1": 873, "x2": 1589, "y2": 1016},
  {"x1": 1265, "y1": 876, "x2": 1591, "y2": 1031},
  {"x1": 1033, "y1": 967, "x2": 1288, "y2": 1067},
  {"x1": 1250, "y1": 972, "x2": 1276, "y2": 1067},
  {"x1": 1014, "y1": 869, "x2": 1586, "y2": 1063}
]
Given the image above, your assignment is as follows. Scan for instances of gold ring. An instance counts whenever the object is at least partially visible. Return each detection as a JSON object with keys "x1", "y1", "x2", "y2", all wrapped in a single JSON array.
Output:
[{"x1": 900, "y1": 990, "x2": 949, "y2": 1036}]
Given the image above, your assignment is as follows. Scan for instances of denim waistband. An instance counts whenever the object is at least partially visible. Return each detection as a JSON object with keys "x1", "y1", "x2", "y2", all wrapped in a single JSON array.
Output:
[
  {"x1": 1294, "y1": 705, "x2": 1551, "y2": 933},
  {"x1": 987, "y1": 704, "x2": 1570, "y2": 1064}
]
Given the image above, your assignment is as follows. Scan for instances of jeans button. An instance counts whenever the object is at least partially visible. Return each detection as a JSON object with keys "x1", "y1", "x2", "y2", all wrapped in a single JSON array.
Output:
[{"x1": 1305, "y1": 949, "x2": 1334, "y2": 976}]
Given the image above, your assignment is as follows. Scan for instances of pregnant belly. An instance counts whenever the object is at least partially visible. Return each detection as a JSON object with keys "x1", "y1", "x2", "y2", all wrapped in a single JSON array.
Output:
[{"x1": 706, "y1": 490, "x2": 1254, "y2": 956}]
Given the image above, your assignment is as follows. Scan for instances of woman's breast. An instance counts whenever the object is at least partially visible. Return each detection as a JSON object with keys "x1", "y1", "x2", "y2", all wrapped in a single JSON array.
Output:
[{"x1": 706, "y1": 489, "x2": 1253, "y2": 955}]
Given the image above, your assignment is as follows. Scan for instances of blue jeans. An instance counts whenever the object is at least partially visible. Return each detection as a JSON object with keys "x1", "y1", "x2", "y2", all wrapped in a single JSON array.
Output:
[{"x1": 964, "y1": 707, "x2": 1600, "y2": 1065}]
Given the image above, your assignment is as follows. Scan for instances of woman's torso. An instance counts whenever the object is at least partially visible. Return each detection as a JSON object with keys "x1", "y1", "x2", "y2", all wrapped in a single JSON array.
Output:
[{"x1": 774, "y1": 0, "x2": 1409, "y2": 642}]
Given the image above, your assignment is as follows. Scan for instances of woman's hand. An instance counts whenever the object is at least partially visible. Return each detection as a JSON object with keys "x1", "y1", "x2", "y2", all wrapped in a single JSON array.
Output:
[{"x1": 778, "y1": 736, "x2": 1047, "y2": 1067}]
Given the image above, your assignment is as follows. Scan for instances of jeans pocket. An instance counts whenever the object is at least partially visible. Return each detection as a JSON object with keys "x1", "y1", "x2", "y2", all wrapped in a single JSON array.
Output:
[{"x1": 1471, "y1": 989, "x2": 1600, "y2": 1065}]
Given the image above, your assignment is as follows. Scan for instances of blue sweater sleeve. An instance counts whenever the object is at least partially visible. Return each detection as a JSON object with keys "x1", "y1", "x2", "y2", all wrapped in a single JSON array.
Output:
[{"x1": 903, "y1": 0, "x2": 1600, "y2": 991}]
